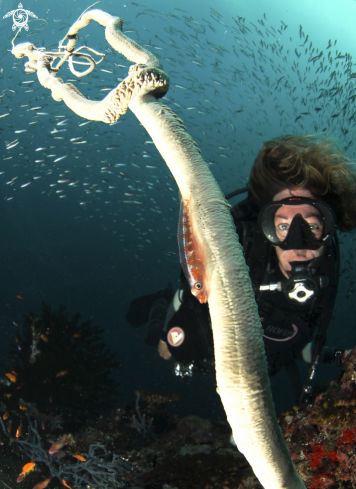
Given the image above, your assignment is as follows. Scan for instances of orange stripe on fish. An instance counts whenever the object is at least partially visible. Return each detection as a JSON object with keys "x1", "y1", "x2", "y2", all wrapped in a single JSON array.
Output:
[
  {"x1": 72, "y1": 454, "x2": 86, "y2": 461},
  {"x1": 32, "y1": 477, "x2": 52, "y2": 489},
  {"x1": 61, "y1": 479, "x2": 71, "y2": 489},
  {"x1": 5, "y1": 373, "x2": 17, "y2": 383},
  {"x1": 17, "y1": 462, "x2": 36, "y2": 481},
  {"x1": 22, "y1": 462, "x2": 36, "y2": 474},
  {"x1": 178, "y1": 197, "x2": 209, "y2": 303},
  {"x1": 55, "y1": 370, "x2": 68, "y2": 378},
  {"x1": 16, "y1": 422, "x2": 22, "y2": 438},
  {"x1": 49, "y1": 436, "x2": 69, "y2": 454}
]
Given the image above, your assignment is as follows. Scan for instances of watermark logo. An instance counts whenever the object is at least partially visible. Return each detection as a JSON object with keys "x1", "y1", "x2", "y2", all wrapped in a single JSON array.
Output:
[
  {"x1": 3, "y1": 3, "x2": 37, "y2": 31},
  {"x1": 167, "y1": 327, "x2": 185, "y2": 347}
]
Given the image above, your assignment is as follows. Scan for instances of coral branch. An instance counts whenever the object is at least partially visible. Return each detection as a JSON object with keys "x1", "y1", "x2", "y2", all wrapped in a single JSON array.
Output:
[
  {"x1": 0, "y1": 416, "x2": 140, "y2": 488},
  {"x1": 130, "y1": 392, "x2": 153, "y2": 438}
]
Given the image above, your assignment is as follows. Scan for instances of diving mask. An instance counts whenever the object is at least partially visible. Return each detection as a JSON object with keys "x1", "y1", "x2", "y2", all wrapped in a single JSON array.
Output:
[{"x1": 259, "y1": 197, "x2": 337, "y2": 250}]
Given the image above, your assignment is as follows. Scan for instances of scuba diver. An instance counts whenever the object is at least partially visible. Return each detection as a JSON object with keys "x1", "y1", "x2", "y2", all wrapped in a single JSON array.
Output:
[{"x1": 125, "y1": 135, "x2": 356, "y2": 405}]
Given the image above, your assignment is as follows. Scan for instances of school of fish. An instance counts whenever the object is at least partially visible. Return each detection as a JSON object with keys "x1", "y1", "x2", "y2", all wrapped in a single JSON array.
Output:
[{"x1": 1, "y1": 4, "x2": 355, "y2": 266}]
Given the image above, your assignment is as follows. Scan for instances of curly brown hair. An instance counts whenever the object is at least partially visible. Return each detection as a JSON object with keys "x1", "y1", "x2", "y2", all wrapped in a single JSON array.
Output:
[{"x1": 249, "y1": 135, "x2": 356, "y2": 232}]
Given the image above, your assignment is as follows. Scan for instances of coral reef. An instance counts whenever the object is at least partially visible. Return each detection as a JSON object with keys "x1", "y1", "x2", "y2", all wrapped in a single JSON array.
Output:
[
  {"x1": 90, "y1": 347, "x2": 356, "y2": 489},
  {"x1": 278, "y1": 347, "x2": 356, "y2": 489},
  {"x1": 0, "y1": 303, "x2": 120, "y2": 429},
  {"x1": 0, "y1": 415, "x2": 140, "y2": 489},
  {"x1": 131, "y1": 390, "x2": 181, "y2": 437},
  {"x1": 135, "y1": 390, "x2": 180, "y2": 409},
  {"x1": 66, "y1": 403, "x2": 249, "y2": 489},
  {"x1": 2, "y1": 309, "x2": 356, "y2": 489},
  {"x1": 0, "y1": 386, "x2": 249, "y2": 489}
]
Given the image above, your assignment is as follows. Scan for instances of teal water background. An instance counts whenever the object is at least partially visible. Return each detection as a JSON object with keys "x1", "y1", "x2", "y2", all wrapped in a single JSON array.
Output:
[{"x1": 0, "y1": 0, "x2": 355, "y2": 418}]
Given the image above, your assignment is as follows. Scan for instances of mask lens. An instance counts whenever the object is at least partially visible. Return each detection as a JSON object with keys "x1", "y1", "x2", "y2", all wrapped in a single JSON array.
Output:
[{"x1": 274, "y1": 205, "x2": 324, "y2": 242}]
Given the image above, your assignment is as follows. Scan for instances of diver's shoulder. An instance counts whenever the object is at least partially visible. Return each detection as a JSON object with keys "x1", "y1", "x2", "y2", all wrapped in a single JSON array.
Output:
[{"x1": 230, "y1": 190, "x2": 260, "y2": 225}]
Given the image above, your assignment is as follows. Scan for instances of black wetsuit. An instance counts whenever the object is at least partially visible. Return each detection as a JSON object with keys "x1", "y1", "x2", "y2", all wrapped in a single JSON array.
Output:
[{"x1": 161, "y1": 193, "x2": 340, "y2": 395}]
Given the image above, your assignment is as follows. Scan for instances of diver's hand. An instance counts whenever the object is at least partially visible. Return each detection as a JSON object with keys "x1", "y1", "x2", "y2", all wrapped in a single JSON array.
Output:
[{"x1": 158, "y1": 339, "x2": 172, "y2": 360}]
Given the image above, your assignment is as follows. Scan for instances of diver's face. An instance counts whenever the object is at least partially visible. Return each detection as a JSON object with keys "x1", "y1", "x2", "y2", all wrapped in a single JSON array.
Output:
[{"x1": 273, "y1": 189, "x2": 325, "y2": 278}]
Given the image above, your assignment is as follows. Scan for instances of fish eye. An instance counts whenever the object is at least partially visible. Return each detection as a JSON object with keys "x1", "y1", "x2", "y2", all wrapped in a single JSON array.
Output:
[{"x1": 194, "y1": 282, "x2": 202, "y2": 290}]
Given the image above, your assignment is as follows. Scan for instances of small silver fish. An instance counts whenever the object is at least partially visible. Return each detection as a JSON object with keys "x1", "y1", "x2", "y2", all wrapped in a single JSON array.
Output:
[
  {"x1": 50, "y1": 128, "x2": 66, "y2": 134},
  {"x1": 54, "y1": 156, "x2": 68, "y2": 163},
  {"x1": 6, "y1": 177, "x2": 18, "y2": 184},
  {"x1": 6, "y1": 141, "x2": 19, "y2": 150}
]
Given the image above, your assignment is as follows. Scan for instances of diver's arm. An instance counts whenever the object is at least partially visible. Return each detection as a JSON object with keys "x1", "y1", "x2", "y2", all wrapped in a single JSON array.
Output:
[{"x1": 156, "y1": 287, "x2": 184, "y2": 360}]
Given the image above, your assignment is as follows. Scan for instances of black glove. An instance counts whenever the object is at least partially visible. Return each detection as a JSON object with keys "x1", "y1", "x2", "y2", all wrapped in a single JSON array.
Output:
[{"x1": 321, "y1": 346, "x2": 345, "y2": 366}]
